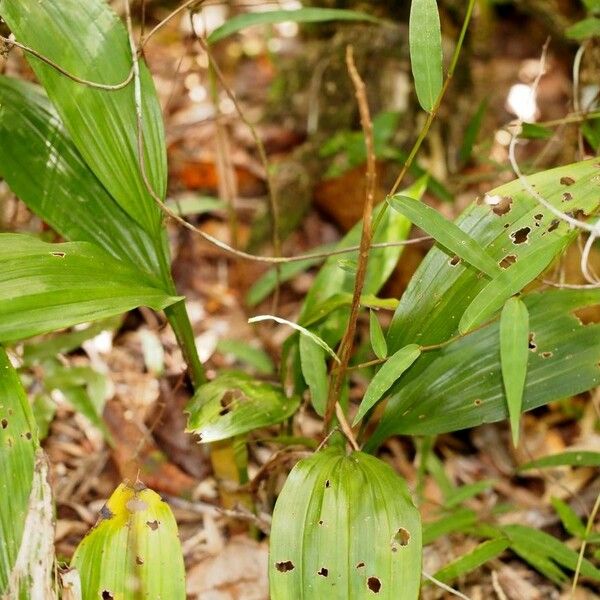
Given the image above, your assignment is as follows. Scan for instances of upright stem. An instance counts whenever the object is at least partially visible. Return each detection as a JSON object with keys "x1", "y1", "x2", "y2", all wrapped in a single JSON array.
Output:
[{"x1": 323, "y1": 47, "x2": 376, "y2": 430}]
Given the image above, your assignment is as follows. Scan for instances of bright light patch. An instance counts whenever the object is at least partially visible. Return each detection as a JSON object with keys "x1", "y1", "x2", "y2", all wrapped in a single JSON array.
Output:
[{"x1": 506, "y1": 83, "x2": 538, "y2": 122}]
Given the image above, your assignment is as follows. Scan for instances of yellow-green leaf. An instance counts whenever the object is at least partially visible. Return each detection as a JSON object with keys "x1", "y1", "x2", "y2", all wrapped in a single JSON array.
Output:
[
  {"x1": 369, "y1": 310, "x2": 388, "y2": 360},
  {"x1": 71, "y1": 482, "x2": 185, "y2": 600}
]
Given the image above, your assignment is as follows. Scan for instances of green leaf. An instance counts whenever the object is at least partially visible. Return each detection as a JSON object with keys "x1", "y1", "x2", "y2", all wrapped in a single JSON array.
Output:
[
  {"x1": 0, "y1": 76, "x2": 167, "y2": 281},
  {"x1": 369, "y1": 310, "x2": 388, "y2": 360},
  {"x1": 185, "y1": 371, "x2": 300, "y2": 443},
  {"x1": 566, "y1": 17, "x2": 600, "y2": 40},
  {"x1": 0, "y1": 0, "x2": 167, "y2": 236},
  {"x1": 459, "y1": 236, "x2": 564, "y2": 333},
  {"x1": 520, "y1": 122, "x2": 553, "y2": 140},
  {"x1": 269, "y1": 447, "x2": 422, "y2": 600},
  {"x1": 217, "y1": 339, "x2": 275, "y2": 375},
  {"x1": 299, "y1": 335, "x2": 329, "y2": 416},
  {"x1": 445, "y1": 480, "x2": 494, "y2": 508},
  {"x1": 433, "y1": 538, "x2": 509, "y2": 584},
  {"x1": 165, "y1": 195, "x2": 226, "y2": 217},
  {"x1": 409, "y1": 0, "x2": 443, "y2": 112},
  {"x1": 518, "y1": 451, "x2": 600, "y2": 470},
  {"x1": 368, "y1": 289, "x2": 600, "y2": 444},
  {"x1": 388, "y1": 195, "x2": 501, "y2": 278},
  {"x1": 208, "y1": 8, "x2": 382, "y2": 44},
  {"x1": 422, "y1": 509, "x2": 477, "y2": 545},
  {"x1": 551, "y1": 497, "x2": 587, "y2": 539},
  {"x1": 0, "y1": 234, "x2": 180, "y2": 343},
  {"x1": 353, "y1": 345, "x2": 421, "y2": 426},
  {"x1": 0, "y1": 347, "x2": 38, "y2": 595},
  {"x1": 583, "y1": 0, "x2": 600, "y2": 13},
  {"x1": 459, "y1": 98, "x2": 488, "y2": 164},
  {"x1": 499, "y1": 297, "x2": 529, "y2": 446},
  {"x1": 71, "y1": 482, "x2": 186, "y2": 599},
  {"x1": 502, "y1": 524, "x2": 600, "y2": 581}
]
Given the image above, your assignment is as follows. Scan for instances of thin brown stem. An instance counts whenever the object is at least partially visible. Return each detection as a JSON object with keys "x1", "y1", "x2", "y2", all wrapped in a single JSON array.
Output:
[{"x1": 323, "y1": 46, "x2": 377, "y2": 431}]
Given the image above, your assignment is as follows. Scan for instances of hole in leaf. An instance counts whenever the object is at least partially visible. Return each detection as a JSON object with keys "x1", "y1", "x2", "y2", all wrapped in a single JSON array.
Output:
[
  {"x1": 474, "y1": 399, "x2": 482, "y2": 406},
  {"x1": 448, "y1": 255, "x2": 461, "y2": 267},
  {"x1": 356, "y1": 562, "x2": 365, "y2": 569},
  {"x1": 367, "y1": 577, "x2": 382, "y2": 593},
  {"x1": 102, "y1": 592, "x2": 114, "y2": 600},
  {"x1": 276, "y1": 561, "x2": 295, "y2": 573},
  {"x1": 146, "y1": 520, "x2": 159, "y2": 530},
  {"x1": 23, "y1": 431, "x2": 32, "y2": 440},
  {"x1": 391, "y1": 527, "x2": 410, "y2": 550},
  {"x1": 484, "y1": 194, "x2": 513, "y2": 216},
  {"x1": 1, "y1": 418, "x2": 7, "y2": 429},
  {"x1": 99, "y1": 505, "x2": 114, "y2": 520},
  {"x1": 136, "y1": 556, "x2": 144, "y2": 566},
  {"x1": 560, "y1": 176, "x2": 575, "y2": 186},
  {"x1": 541, "y1": 351, "x2": 553, "y2": 359},
  {"x1": 318, "y1": 520, "x2": 324, "y2": 526},
  {"x1": 548, "y1": 219, "x2": 560, "y2": 232},
  {"x1": 528, "y1": 333, "x2": 537, "y2": 352},
  {"x1": 562, "y1": 192, "x2": 573, "y2": 202},
  {"x1": 50, "y1": 251, "x2": 66, "y2": 258},
  {"x1": 510, "y1": 227, "x2": 531, "y2": 244},
  {"x1": 318, "y1": 567, "x2": 329, "y2": 577},
  {"x1": 499, "y1": 254, "x2": 517, "y2": 269},
  {"x1": 325, "y1": 479, "x2": 331, "y2": 488}
]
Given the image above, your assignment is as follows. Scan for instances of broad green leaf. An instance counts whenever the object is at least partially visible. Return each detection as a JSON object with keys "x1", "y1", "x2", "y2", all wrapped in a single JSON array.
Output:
[
  {"x1": 0, "y1": 347, "x2": 37, "y2": 595},
  {"x1": 0, "y1": 234, "x2": 180, "y2": 343},
  {"x1": 459, "y1": 236, "x2": 563, "y2": 333},
  {"x1": 185, "y1": 371, "x2": 300, "y2": 443},
  {"x1": 208, "y1": 8, "x2": 381, "y2": 44},
  {"x1": 432, "y1": 538, "x2": 509, "y2": 584},
  {"x1": 369, "y1": 310, "x2": 387, "y2": 360},
  {"x1": 0, "y1": 76, "x2": 166, "y2": 281},
  {"x1": 566, "y1": 17, "x2": 600, "y2": 40},
  {"x1": 499, "y1": 297, "x2": 529, "y2": 446},
  {"x1": 367, "y1": 289, "x2": 600, "y2": 445},
  {"x1": 71, "y1": 482, "x2": 185, "y2": 599},
  {"x1": 409, "y1": 0, "x2": 443, "y2": 112},
  {"x1": 269, "y1": 447, "x2": 421, "y2": 600},
  {"x1": 388, "y1": 195, "x2": 501, "y2": 278},
  {"x1": 519, "y1": 451, "x2": 600, "y2": 470},
  {"x1": 0, "y1": 0, "x2": 167, "y2": 236},
  {"x1": 551, "y1": 497, "x2": 587, "y2": 539},
  {"x1": 353, "y1": 345, "x2": 421, "y2": 425},
  {"x1": 217, "y1": 339, "x2": 275, "y2": 375},
  {"x1": 299, "y1": 335, "x2": 329, "y2": 416},
  {"x1": 502, "y1": 524, "x2": 600, "y2": 582}
]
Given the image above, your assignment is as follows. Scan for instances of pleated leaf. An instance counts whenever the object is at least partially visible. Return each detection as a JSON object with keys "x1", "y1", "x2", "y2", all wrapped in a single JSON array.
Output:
[
  {"x1": 0, "y1": 0, "x2": 167, "y2": 236},
  {"x1": 367, "y1": 289, "x2": 600, "y2": 446},
  {"x1": 0, "y1": 234, "x2": 180, "y2": 343},
  {"x1": 71, "y1": 482, "x2": 185, "y2": 599},
  {"x1": 0, "y1": 347, "x2": 37, "y2": 595},
  {"x1": 499, "y1": 297, "x2": 529, "y2": 446},
  {"x1": 409, "y1": 0, "x2": 443, "y2": 112},
  {"x1": 270, "y1": 447, "x2": 421, "y2": 600},
  {"x1": 185, "y1": 371, "x2": 300, "y2": 443},
  {"x1": 0, "y1": 76, "x2": 167, "y2": 282}
]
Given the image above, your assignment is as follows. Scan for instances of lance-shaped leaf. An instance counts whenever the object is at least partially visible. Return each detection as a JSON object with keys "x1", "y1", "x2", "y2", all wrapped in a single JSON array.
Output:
[
  {"x1": 499, "y1": 297, "x2": 529, "y2": 446},
  {"x1": 518, "y1": 451, "x2": 600, "y2": 471},
  {"x1": 269, "y1": 447, "x2": 421, "y2": 600},
  {"x1": 369, "y1": 310, "x2": 387, "y2": 360},
  {"x1": 388, "y1": 195, "x2": 500, "y2": 278},
  {"x1": 0, "y1": 234, "x2": 180, "y2": 343},
  {"x1": 299, "y1": 335, "x2": 329, "y2": 416},
  {"x1": 71, "y1": 482, "x2": 185, "y2": 599},
  {"x1": 0, "y1": 76, "x2": 166, "y2": 281},
  {"x1": 367, "y1": 289, "x2": 600, "y2": 446},
  {"x1": 0, "y1": 0, "x2": 167, "y2": 236},
  {"x1": 0, "y1": 347, "x2": 37, "y2": 595},
  {"x1": 186, "y1": 371, "x2": 300, "y2": 443},
  {"x1": 208, "y1": 8, "x2": 381, "y2": 43},
  {"x1": 409, "y1": 0, "x2": 443, "y2": 112},
  {"x1": 353, "y1": 345, "x2": 421, "y2": 425}
]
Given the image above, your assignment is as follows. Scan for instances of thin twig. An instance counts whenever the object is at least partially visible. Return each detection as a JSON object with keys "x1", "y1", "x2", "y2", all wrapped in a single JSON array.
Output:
[
  {"x1": 422, "y1": 571, "x2": 472, "y2": 600},
  {"x1": 323, "y1": 46, "x2": 377, "y2": 430},
  {"x1": 0, "y1": 35, "x2": 134, "y2": 90},
  {"x1": 140, "y1": 0, "x2": 207, "y2": 49},
  {"x1": 571, "y1": 489, "x2": 600, "y2": 598}
]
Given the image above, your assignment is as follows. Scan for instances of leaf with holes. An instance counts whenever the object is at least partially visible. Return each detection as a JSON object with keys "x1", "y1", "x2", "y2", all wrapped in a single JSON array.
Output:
[
  {"x1": 499, "y1": 297, "x2": 529, "y2": 446},
  {"x1": 71, "y1": 482, "x2": 185, "y2": 599},
  {"x1": 409, "y1": 0, "x2": 443, "y2": 112},
  {"x1": 0, "y1": 0, "x2": 167, "y2": 237},
  {"x1": 185, "y1": 371, "x2": 300, "y2": 443},
  {"x1": 0, "y1": 234, "x2": 181, "y2": 343},
  {"x1": 208, "y1": 8, "x2": 382, "y2": 44},
  {"x1": 367, "y1": 289, "x2": 600, "y2": 446},
  {"x1": 0, "y1": 76, "x2": 168, "y2": 283},
  {"x1": 269, "y1": 447, "x2": 421, "y2": 600}
]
